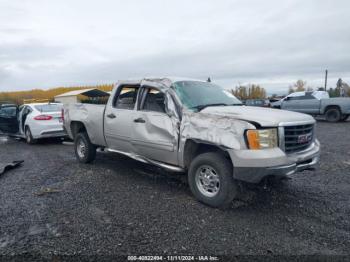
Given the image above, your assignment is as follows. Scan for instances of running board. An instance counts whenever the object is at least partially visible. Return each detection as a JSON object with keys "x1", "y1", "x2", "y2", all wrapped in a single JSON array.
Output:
[{"x1": 106, "y1": 148, "x2": 184, "y2": 173}]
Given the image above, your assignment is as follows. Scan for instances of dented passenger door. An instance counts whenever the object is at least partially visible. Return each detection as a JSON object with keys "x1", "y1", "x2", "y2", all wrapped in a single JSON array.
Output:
[{"x1": 131, "y1": 85, "x2": 180, "y2": 165}]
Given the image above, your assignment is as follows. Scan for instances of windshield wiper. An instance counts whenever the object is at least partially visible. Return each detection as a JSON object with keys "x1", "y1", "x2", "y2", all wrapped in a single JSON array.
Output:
[
  {"x1": 191, "y1": 103, "x2": 243, "y2": 112},
  {"x1": 191, "y1": 103, "x2": 228, "y2": 112}
]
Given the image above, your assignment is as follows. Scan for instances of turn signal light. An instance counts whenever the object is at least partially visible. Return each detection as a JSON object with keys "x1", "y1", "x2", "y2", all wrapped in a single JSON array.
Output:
[{"x1": 246, "y1": 130, "x2": 261, "y2": 149}]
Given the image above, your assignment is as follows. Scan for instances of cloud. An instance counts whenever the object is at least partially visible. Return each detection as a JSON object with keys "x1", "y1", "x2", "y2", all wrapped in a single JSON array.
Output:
[
  {"x1": 0, "y1": 40, "x2": 67, "y2": 63},
  {"x1": 0, "y1": 0, "x2": 349, "y2": 94}
]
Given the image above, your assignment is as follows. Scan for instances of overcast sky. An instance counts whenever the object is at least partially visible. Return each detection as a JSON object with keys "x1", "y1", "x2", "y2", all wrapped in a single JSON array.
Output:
[{"x1": 0, "y1": 0, "x2": 349, "y2": 94}]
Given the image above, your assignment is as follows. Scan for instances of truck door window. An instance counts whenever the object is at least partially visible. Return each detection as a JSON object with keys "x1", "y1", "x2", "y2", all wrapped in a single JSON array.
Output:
[
  {"x1": 288, "y1": 96, "x2": 303, "y2": 101},
  {"x1": 141, "y1": 88, "x2": 166, "y2": 113},
  {"x1": 114, "y1": 86, "x2": 139, "y2": 110},
  {"x1": 304, "y1": 93, "x2": 316, "y2": 100}
]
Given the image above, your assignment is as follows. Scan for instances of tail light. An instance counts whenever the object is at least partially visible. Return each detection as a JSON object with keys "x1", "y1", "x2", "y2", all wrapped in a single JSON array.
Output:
[
  {"x1": 34, "y1": 115, "x2": 53, "y2": 120},
  {"x1": 61, "y1": 108, "x2": 64, "y2": 121}
]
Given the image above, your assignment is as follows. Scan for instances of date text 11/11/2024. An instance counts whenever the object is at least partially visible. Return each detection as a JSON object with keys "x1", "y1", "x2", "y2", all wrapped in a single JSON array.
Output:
[{"x1": 127, "y1": 255, "x2": 219, "y2": 261}]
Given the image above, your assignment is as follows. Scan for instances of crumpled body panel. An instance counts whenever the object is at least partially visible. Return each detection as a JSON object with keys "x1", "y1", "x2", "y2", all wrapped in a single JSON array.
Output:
[
  {"x1": 201, "y1": 106, "x2": 315, "y2": 127},
  {"x1": 180, "y1": 111, "x2": 254, "y2": 149},
  {"x1": 178, "y1": 110, "x2": 255, "y2": 167},
  {"x1": 132, "y1": 111, "x2": 180, "y2": 165},
  {"x1": 64, "y1": 103, "x2": 106, "y2": 146}
]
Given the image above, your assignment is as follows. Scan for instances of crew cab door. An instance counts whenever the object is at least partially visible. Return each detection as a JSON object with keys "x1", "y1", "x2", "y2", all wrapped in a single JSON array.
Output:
[
  {"x1": 0, "y1": 105, "x2": 19, "y2": 134},
  {"x1": 298, "y1": 92, "x2": 321, "y2": 114},
  {"x1": 131, "y1": 84, "x2": 180, "y2": 165},
  {"x1": 104, "y1": 84, "x2": 139, "y2": 153}
]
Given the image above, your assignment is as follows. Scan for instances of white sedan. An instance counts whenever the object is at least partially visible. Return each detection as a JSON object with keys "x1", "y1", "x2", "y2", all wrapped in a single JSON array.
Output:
[{"x1": 0, "y1": 102, "x2": 67, "y2": 143}]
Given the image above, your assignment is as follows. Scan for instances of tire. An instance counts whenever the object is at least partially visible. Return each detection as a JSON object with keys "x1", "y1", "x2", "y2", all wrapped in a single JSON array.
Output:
[
  {"x1": 25, "y1": 126, "x2": 36, "y2": 144},
  {"x1": 188, "y1": 152, "x2": 238, "y2": 208},
  {"x1": 340, "y1": 114, "x2": 349, "y2": 122},
  {"x1": 74, "y1": 132, "x2": 96, "y2": 163},
  {"x1": 325, "y1": 107, "x2": 341, "y2": 122}
]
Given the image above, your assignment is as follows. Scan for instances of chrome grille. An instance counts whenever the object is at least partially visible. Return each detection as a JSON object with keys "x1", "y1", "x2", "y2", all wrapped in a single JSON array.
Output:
[{"x1": 284, "y1": 124, "x2": 314, "y2": 154}]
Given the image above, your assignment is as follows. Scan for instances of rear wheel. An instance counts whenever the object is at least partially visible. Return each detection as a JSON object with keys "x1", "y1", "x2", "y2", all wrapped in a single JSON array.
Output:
[
  {"x1": 325, "y1": 107, "x2": 341, "y2": 122},
  {"x1": 340, "y1": 114, "x2": 349, "y2": 122},
  {"x1": 74, "y1": 132, "x2": 96, "y2": 163},
  {"x1": 25, "y1": 127, "x2": 36, "y2": 144},
  {"x1": 188, "y1": 152, "x2": 238, "y2": 208}
]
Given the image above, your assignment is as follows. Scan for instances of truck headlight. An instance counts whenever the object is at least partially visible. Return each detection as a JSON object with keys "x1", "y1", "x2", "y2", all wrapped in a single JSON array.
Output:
[{"x1": 246, "y1": 128, "x2": 278, "y2": 149}]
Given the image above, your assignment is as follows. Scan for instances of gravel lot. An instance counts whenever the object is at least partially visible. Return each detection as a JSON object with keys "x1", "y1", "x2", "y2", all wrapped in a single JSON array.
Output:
[{"x1": 0, "y1": 120, "x2": 349, "y2": 259}]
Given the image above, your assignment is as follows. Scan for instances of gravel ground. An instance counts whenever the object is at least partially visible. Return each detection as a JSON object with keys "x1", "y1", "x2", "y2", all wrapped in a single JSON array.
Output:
[{"x1": 0, "y1": 120, "x2": 349, "y2": 260}]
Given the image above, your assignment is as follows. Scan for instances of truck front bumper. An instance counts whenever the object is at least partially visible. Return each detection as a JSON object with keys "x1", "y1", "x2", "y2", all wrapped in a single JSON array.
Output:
[{"x1": 229, "y1": 139, "x2": 320, "y2": 183}]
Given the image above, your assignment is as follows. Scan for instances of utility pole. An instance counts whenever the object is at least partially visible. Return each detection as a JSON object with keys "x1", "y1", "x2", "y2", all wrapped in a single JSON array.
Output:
[{"x1": 324, "y1": 69, "x2": 328, "y2": 91}]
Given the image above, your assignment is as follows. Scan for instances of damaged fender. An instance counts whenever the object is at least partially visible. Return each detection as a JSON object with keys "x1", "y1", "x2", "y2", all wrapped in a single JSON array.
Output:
[{"x1": 178, "y1": 110, "x2": 255, "y2": 168}]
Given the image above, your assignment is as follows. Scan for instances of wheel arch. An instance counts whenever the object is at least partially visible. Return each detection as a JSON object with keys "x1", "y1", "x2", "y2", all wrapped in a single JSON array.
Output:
[
  {"x1": 24, "y1": 124, "x2": 34, "y2": 136},
  {"x1": 70, "y1": 121, "x2": 88, "y2": 139},
  {"x1": 323, "y1": 104, "x2": 342, "y2": 114},
  {"x1": 182, "y1": 139, "x2": 233, "y2": 170}
]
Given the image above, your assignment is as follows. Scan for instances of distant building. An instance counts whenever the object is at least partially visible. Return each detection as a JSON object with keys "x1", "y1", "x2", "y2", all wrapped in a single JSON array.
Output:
[{"x1": 54, "y1": 89, "x2": 110, "y2": 104}]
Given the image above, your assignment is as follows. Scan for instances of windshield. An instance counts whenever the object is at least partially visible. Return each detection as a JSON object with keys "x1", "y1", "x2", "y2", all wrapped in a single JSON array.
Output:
[
  {"x1": 34, "y1": 104, "x2": 62, "y2": 112},
  {"x1": 172, "y1": 81, "x2": 242, "y2": 110}
]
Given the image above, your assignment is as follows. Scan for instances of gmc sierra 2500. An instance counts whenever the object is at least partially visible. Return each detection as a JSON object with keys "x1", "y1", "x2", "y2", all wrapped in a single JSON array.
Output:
[{"x1": 63, "y1": 78, "x2": 320, "y2": 208}]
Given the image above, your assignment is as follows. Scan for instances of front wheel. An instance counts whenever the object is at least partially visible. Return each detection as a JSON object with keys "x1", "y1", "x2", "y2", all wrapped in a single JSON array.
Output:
[
  {"x1": 74, "y1": 132, "x2": 96, "y2": 163},
  {"x1": 188, "y1": 152, "x2": 238, "y2": 208}
]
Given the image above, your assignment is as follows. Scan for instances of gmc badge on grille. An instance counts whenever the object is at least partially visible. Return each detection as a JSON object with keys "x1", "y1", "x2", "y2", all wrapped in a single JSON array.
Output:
[{"x1": 298, "y1": 134, "x2": 312, "y2": 144}]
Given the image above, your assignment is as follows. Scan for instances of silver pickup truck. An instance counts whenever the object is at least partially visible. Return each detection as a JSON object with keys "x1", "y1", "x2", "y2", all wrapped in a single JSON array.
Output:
[
  {"x1": 64, "y1": 78, "x2": 320, "y2": 208},
  {"x1": 272, "y1": 91, "x2": 350, "y2": 122}
]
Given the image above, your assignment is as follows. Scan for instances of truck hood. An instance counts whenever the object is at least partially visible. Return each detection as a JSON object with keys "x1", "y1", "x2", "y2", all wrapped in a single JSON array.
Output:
[{"x1": 201, "y1": 106, "x2": 315, "y2": 127}]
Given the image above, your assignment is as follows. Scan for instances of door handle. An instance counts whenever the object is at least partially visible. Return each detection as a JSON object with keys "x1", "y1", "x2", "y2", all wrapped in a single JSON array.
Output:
[
  {"x1": 134, "y1": 118, "x2": 146, "y2": 123},
  {"x1": 107, "y1": 113, "x2": 116, "y2": 119}
]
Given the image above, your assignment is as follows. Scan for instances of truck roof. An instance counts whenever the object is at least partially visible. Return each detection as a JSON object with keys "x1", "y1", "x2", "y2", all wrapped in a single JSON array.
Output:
[
  {"x1": 286, "y1": 90, "x2": 329, "y2": 100},
  {"x1": 117, "y1": 77, "x2": 207, "y2": 89}
]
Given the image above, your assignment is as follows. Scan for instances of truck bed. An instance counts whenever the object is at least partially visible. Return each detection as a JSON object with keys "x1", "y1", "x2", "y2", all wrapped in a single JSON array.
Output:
[
  {"x1": 320, "y1": 97, "x2": 350, "y2": 114},
  {"x1": 64, "y1": 103, "x2": 107, "y2": 146}
]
